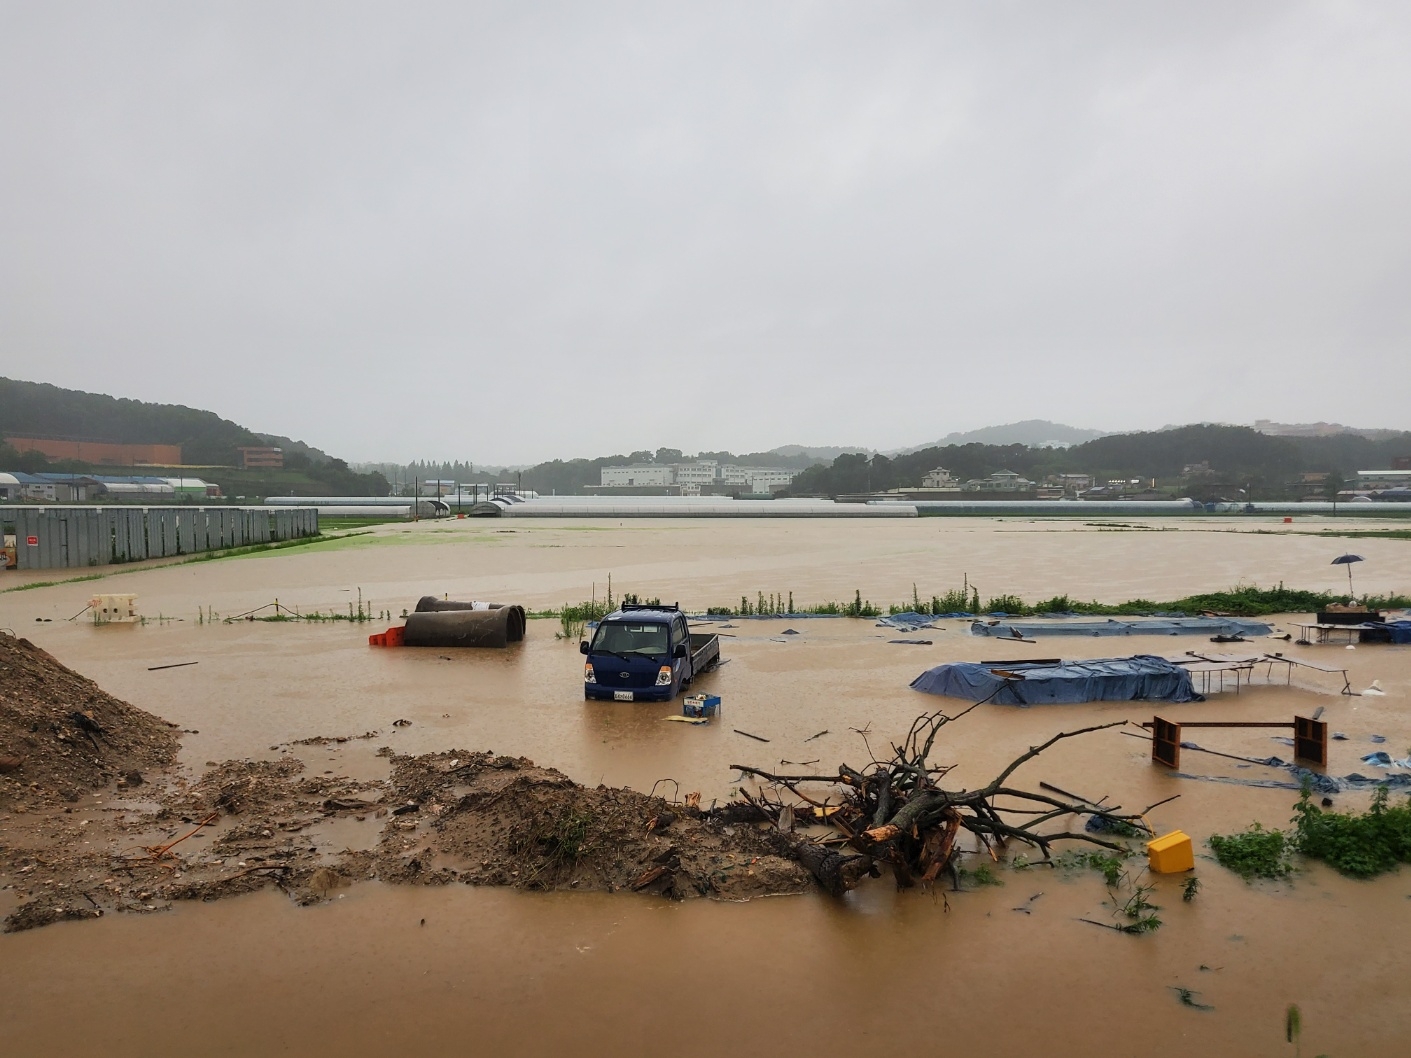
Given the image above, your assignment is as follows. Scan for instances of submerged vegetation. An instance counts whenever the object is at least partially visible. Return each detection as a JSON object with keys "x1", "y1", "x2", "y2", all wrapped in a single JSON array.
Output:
[
  {"x1": 1211, "y1": 785, "x2": 1411, "y2": 880},
  {"x1": 890, "y1": 581, "x2": 1411, "y2": 617},
  {"x1": 524, "y1": 579, "x2": 1409, "y2": 628}
]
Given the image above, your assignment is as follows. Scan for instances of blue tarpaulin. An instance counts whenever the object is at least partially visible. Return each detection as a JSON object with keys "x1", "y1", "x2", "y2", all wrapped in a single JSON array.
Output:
[
  {"x1": 970, "y1": 616, "x2": 1272, "y2": 639},
  {"x1": 876, "y1": 612, "x2": 939, "y2": 631},
  {"x1": 910, "y1": 654, "x2": 1203, "y2": 706},
  {"x1": 1371, "y1": 620, "x2": 1411, "y2": 645}
]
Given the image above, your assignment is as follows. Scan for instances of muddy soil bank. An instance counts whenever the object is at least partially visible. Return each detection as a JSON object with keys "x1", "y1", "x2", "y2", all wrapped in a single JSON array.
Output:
[
  {"x1": 0, "y1": 634, "x2": 809, "y2": 932},
  {"x1": 0, "y1": 631, "x2": 178, "y2": 808},
  {"x1": 2, "y1": 743, "x2": 811, "y2": 933}
]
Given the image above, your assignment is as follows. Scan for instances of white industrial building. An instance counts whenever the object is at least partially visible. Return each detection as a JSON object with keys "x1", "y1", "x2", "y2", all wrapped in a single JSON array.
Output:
[
  {"x1": 742, "y1": 469, "x2": 795, "y2": 493},
  {"x1": 599, "y1": 460, "x2": 797, "y2": 493},
  {"x1": 672, "y1": 461, "x2": 719, "y2": 486},
  {"x1": 600, "y1": 464, "x2": 676, "y2": 487},
  {"x1": 1357, "y1": 470, "x2": 1411, "y2": 489}
]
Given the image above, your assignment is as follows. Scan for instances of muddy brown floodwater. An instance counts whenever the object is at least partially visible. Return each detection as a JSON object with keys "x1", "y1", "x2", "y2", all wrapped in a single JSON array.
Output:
[{"x1": 2, "y1": 515, "x2": 1410, "y2": 1056}]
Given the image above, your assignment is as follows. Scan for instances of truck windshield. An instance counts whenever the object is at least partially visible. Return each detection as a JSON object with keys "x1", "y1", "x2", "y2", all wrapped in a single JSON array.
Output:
[{"x1": 593, "y1": 622, "x2": 669, "y2": 657}]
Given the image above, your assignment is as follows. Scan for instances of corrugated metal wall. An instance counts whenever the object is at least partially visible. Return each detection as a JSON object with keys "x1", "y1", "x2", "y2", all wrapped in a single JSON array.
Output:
[{"x1": 6, "y1": 507, "x2": 319, "y2": 570}]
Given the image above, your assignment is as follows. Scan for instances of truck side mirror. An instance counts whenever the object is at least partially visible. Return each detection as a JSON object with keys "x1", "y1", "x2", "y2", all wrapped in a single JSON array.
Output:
[
  {"x1": 673, "y1": 643, "x2": 687, "y2": 658},
  {"x1": 579, "y1": 641, "x2": 590, "y2": 654}
]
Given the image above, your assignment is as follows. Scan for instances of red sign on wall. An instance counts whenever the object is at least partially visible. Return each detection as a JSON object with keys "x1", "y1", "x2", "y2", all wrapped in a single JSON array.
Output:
[{"x1": 26, "y1": 536, "x2": 38, "y2": 546}]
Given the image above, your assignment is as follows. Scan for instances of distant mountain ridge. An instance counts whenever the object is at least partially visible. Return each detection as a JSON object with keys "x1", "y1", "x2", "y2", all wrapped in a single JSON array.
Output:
[
  {"x1": 1252, "y1": 420, "x2": 1404, "y2": 441},
  {"x1": 892, "y1": 420, "x2": 1108, "y2": 453},
  {"x1": 765, "y1": 444, "x2": 871, "y2": 461}
]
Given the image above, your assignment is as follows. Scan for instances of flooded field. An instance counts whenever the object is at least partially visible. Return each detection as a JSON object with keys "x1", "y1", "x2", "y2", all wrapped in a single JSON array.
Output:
[{"x1": 3, "y1": 515, "x2": 1410, "y2": 1056}]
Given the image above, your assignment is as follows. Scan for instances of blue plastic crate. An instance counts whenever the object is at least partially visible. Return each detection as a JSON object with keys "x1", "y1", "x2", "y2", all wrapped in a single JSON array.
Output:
[{"x1": 683, "y1": 694, "x2": 721, "y2": 718}]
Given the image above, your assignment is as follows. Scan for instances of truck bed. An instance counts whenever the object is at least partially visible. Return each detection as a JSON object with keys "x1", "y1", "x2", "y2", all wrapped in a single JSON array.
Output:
[{"x1": 689, "y1": 632, "x2": 720, "y2": 673}]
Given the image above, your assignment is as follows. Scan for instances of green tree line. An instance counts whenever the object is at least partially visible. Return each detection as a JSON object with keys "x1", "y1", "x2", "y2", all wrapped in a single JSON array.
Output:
[{"x1": 786, "y1": 425, "x2": 1411, "y2": 500}]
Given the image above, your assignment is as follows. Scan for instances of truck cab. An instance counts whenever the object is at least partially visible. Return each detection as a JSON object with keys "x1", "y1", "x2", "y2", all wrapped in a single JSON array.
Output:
[{"x1": 580, "y1": 604, "x2": 719, "y2": 702}]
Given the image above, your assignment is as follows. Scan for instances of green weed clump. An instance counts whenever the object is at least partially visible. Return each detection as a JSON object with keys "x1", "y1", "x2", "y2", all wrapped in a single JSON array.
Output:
[
  {"x1": 1054, "y1": 848, "x2": 1128, "y2": 886},
  {"x1": 719, "y1": 589, "x2": 879, "y2": 618},
  {"x1": 556, "y1": 600, "x2": 614, "y2": 640},
  {"x1": 1292, "y1": 785, "x2": 1411, "y2": 878},
  {"x1": 512, "y1": 805, "x2": 598, "y2": 878},
  {"x1": 1212, "y1": 785, "x2": 1411, "y2": 880},
  {"x1": 962, "y1": 861, "x2": 1004, "y2": 887},
  {"x1": 1209, "y1": 822, "x2": 1294, "y2": 879}
]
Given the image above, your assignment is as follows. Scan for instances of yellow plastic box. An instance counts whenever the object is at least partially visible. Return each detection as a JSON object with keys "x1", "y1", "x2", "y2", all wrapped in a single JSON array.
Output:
[{"x1": 1146, "y1": 830, "x2": 1194, "y2": 873}]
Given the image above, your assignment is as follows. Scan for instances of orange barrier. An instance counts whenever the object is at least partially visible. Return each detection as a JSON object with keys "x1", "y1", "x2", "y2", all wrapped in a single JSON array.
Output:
[{"x1": 368, "y1": 625, "x2": 406, "y2": 647}]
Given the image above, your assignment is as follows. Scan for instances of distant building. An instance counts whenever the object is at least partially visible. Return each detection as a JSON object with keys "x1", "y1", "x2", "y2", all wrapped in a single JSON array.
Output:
[
  {"x1": 672, "y1": 461, "x2": 718, "y2": 486},
  {"x1": 1357, "y1": 470, "x2": 1411, "y2": 490},
  {"x1": 1393, "y1": 456, "x2": 1411, "y2": 471},
  {"x1": 964, "y1": 469, "x2": 1033, "y2": 492},
  {"x1": 1046, "y1": 473, "x2": 1092, "y2": 493},
  {"x1": 159, "y1": 477, "x2": 221, "y2": 499},
  {"x1": 601, "y1": 464, "x2": 675, "y2": 488},
  {"x1": 5, "y1": 437, "x2": 182, "y2": 466},
  {"x1": 1290, "y1": 471, "x2": 1329, "y2": 497},
  {"x1": 6, "y1": 473, "x2": 96, "y2": 502},
  {"x1": 97, "y1": 480, "x2": 175, "y2": 500},
  {"x1": 1181, "y1": 462, "x2": 1212, "y2": 477},
  {"x1": 238, "y1": 446, "x2": 284, "y2": 469},
  {"x1": 745, "y1": 469, "x2": 795, "y2": 494},
  {"x1": 922, "y1": 467, "x2": 956, "y2": 488},
  {"x1": 599, "y1": 461, "x2": 796, "y2": 492}
]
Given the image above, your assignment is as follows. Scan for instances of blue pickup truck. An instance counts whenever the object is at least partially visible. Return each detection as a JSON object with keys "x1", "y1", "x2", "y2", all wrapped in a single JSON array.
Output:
[{"x1": 581, "y1": 604, "x2": 721, "y2": 702}]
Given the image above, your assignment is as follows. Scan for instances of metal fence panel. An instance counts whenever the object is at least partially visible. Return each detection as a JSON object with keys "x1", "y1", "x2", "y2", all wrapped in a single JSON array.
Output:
[
  {"x1": 74, "y1": 511, "x2": 90, "y2": 568},
  {"x1": 16, "y1": 509, "x2": 40, "y2": 569},
  {"x1": 129, "y1": 509, "x2": 148, "y2": 561},
  {"x1": 177, "y1": 510, "x2": 196, "y2": 555},
  {"x1": 110, "y1": 508, "x2": 128, "y2": 562}
]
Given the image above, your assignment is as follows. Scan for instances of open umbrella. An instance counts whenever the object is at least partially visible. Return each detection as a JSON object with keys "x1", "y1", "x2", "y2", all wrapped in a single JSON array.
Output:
[{"x1": 1331, "y1": 553, "x2": 1364, "y2": 598}]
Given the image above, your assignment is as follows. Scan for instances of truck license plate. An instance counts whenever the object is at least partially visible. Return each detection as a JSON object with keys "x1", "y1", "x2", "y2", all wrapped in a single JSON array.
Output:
[{"x1": 613, "y1": 690, "x2": 633, "y2": 701}]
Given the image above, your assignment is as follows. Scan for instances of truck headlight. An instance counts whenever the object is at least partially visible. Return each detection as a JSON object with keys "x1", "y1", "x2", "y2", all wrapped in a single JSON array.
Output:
[
  {"x1": 584, "y1": 664, "x2": 596, "y2": 684},
  {"x1": 656, "y1": 665, "x2": 672, "y2": 686}
]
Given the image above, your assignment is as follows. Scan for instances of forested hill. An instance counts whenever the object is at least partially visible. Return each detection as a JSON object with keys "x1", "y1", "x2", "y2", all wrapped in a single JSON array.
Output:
[
  {"x1": 0, "y1": 377, "x2": 388, "y2": 495},
  {"x1": 0, "y1": 377, "x2": 266, "y2": 465},
  {"x1": 788, "y1": 424, "x2": 1411, "y2": 500}
]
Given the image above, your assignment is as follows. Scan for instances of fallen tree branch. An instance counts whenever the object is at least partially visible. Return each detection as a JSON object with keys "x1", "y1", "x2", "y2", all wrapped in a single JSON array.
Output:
[{"x1": 733, "y1": 711, "x2": 1144, "y2": 894}]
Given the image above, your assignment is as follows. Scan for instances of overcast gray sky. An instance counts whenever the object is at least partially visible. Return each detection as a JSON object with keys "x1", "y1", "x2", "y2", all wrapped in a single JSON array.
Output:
[{"x1": 2, "y1": 2, "x2": 1408, "y2": 464}]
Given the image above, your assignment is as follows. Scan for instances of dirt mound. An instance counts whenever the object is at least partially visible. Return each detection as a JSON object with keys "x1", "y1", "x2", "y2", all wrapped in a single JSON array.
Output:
[
  {"x1": 0, "y1": 632, "x2": 179, "y2": 808},
  {"x1": 377, "y1": 751, "x2": 811, "y2": 900},
  {"x1": 1, "y1": 744, "x2": 812, "y2": 933}
]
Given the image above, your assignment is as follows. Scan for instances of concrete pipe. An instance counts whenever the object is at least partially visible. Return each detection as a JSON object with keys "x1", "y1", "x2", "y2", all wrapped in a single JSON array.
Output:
[
  {"x1": 402, "y1": 606, "x2": 527, "y2": 648},
  {"x1": 414, "y1": 596, "x2": 507, "y2": 613}
]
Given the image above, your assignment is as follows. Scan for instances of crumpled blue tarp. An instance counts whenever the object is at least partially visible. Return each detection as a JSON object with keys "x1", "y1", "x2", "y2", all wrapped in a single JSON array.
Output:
[
  {"x1": 876, "y1": 612, "x2": 938, "y2": 631},
  {"x1": 1379, "y1": 620, "x2": 1411, "y2": 645},
  {"x1": 1361, "y1": 751, "x2": 1411, "y2": 769},
  {"x1": 970, "y1": 617, "x2": 1272, "y2": 639},
  {"x1": 910, "y1": 654, "x2": 1203, "y2": 706},
  {"x1": 1171, "y1": 769, "x2": 1411, "y2": 793}
]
